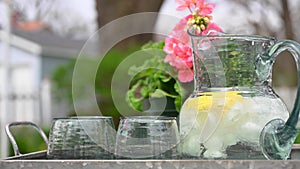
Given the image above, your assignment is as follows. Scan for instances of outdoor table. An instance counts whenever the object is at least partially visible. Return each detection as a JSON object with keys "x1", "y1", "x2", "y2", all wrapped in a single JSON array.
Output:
[{"x1": 1, "y1": 145, "x2": 300, "y2": 169}]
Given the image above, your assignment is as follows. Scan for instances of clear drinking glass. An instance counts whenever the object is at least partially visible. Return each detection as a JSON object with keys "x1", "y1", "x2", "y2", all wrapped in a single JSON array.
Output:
[
  {"x1": 47, "y1": 116, "x2": 116, "y2": 159},
  {"x1": 115, "y1": 116, "x2": 180, "y2": 159}
]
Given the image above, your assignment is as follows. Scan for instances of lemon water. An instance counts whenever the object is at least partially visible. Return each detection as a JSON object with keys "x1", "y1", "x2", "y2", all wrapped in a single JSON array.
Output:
[{"x1": 179, "y1": 91, "x2": 289, "y2": 159}]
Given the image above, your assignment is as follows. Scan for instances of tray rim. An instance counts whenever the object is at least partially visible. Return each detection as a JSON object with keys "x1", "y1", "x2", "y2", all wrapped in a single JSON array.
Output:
[{"x1": 2, "y1": 144, "x2": 300, "y2": 161}]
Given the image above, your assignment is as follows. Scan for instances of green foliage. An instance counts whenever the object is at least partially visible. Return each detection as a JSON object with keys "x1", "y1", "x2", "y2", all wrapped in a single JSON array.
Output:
[
  {"x1": 126, "y1": 41, "x2": 182, "y2": 112},
  {"x1": 51, "y1": 59, "x2": 76, "y2": 104},
  {"x1": 51, "y1": 45, "x2": 141, "y2": 123}
]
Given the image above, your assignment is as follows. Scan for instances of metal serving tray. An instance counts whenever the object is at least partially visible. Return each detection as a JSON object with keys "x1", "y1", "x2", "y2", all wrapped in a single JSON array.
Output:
[
  {"x1": 2, "y1": 121, "x2": 300, "y2": 169},
  {"x1": 0, "y1": 145, "x2": 300, "y2": 169}
]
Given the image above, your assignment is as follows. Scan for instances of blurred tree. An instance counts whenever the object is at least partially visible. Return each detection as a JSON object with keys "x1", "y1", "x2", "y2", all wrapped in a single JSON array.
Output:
[
  {"x1": 95, "y1": 0, "x2": 164, "y2": 47},
  {"x1": 281, "y1": 0, "x2": 295, "y2": 40},
  {"x1": 10, "y1": 0, "x2": 55, "y2": 21},
  {"x1": 226, "y1": 0, "x2": 297, "y2": 41},
  {"x1": 93, "y1": 0, "x2": 164, "y2": 123}
]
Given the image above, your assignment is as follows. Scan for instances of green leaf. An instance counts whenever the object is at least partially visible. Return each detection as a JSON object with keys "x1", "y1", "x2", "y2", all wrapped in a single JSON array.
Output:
[
  {"x1": 174, "y1": 95, "x2": 182, "y2": 112},
  {"x1": 126, "y1": 41, "x2": 182, "y2": 112}
]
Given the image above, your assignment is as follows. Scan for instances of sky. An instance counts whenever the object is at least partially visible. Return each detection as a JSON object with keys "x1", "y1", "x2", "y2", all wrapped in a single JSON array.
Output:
[{"x1": 62, "y1": 0, "x2": 96, "y2": 24}]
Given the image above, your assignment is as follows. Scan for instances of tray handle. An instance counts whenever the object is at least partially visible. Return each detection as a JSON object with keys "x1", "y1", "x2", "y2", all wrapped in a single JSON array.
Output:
[{"x1": 5, "y1": 121, "x2": 49, "y2": 156}]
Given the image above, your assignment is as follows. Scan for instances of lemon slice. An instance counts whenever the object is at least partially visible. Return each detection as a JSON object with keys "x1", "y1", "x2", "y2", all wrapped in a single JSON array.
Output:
[
  {"x1": 180, "y1": 91, "x2": 244, "y2": 143},
  {"x1": 185, "y1": 91, "x2": 243, "y2": 114}
]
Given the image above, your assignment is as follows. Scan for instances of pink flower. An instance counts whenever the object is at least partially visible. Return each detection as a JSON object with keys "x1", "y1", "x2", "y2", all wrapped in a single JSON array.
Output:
[
  {"x1": 164, "y1": 38, "x2": 193, "y2": 69},
  {"x1": 164, "y1": 0, "x2": 223, "y2": 83},
  {"x1": 173, "y1": 43, "x2": 193, "y2": 66},
  {"x1": 169, "y1": 15, "x2": 191, "y2": 43},
  {"x1": 164, "y1": 37, "x2": 178, "y2": 54},
  {"x1": 195, "y1": 0, "x2": 215, "y2": 16},
  {"x1": 164, "y1": 14, "x2": 195, "y2": 83},
  {"x1": 176, "y1": 0, "x2": 196, "y2": 11},
  {"x1": 201, "y1": 22, "x2": 223, "y2": 35},
  {"x1": 178, "y1": 68, "x2": 194, "y2": 82},
  {"x1": 176, "y1": 0, "x2": 216, "y2": 16},
  {"x1": 164, "y1": 35, "x2": 194, "y2": 82}
]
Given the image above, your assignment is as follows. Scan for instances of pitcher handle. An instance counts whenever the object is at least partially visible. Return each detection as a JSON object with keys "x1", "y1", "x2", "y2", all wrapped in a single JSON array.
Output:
[{"x1": 260, "y1": 40, "x2": 300, "y2": 160}]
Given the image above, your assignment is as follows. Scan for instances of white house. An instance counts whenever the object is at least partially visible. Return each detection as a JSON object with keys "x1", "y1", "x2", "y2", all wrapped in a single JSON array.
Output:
[{"x1": 0, "y1": 28, "x2": 97, "y2": 125}]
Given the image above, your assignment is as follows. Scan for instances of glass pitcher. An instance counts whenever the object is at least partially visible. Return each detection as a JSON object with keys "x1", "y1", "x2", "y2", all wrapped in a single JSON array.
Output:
[{"x1": 179, "y1": 33, "x2": 300, "y2": 159}]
